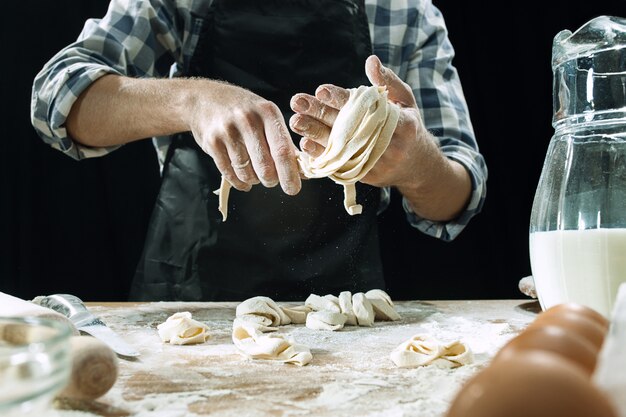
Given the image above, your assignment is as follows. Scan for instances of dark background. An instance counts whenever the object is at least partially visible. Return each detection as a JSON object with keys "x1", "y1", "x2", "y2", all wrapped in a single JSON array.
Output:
[{"x1": 2, "y1": 1, "x2": 625, "y2": 301}]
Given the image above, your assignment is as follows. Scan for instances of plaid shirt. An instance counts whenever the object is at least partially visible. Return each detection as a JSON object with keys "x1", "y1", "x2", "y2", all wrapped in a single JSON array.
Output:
[{"x1": 30, "y1": 0, "x2": 487, "y2": 241}]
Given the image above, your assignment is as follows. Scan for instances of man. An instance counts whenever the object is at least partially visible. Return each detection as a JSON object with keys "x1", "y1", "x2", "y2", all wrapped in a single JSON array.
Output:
[{"x1": 31, "y1": 0, "x2": 487, "y2": 301}]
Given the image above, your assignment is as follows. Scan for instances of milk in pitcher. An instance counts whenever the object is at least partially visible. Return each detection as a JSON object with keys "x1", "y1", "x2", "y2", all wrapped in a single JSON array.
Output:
[{"x1": 529, "y1": 228, "x2": 626, "y2": 318}]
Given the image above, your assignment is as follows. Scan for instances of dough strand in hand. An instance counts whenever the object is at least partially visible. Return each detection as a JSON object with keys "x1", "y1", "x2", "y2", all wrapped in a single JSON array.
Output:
[
  {"x1": 213, "y1": 85, "x2": 399, "y2": 221},
  {"x1": 298, "y1": 85, "x2": 399, "y2": 215}
]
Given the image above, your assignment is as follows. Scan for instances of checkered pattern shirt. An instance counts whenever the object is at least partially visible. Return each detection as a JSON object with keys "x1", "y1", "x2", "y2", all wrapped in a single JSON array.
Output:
[{"x1": 30, "y1": 0, "x2": 487, "y2": 241}]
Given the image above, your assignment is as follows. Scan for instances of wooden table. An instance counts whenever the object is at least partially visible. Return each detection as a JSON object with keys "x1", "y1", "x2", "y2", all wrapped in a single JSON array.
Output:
[{"x1": 53, "y1": 299, "x2": 539, "y2": 417}]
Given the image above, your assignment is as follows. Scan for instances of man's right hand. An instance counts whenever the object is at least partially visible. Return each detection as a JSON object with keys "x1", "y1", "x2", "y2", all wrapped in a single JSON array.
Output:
[
  {"x1": 66, "y1": 75, "x2": 302, "y2": 195},
  {"x1": 186, "y1": 80, "x2": 301, "y2": 195}
]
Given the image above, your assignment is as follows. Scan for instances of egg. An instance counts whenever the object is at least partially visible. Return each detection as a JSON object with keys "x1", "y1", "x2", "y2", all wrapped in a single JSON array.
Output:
[
  {"x1": 529, "y1": 309, "x2": 608, "y2": 350},
  {"x1": 492, "y1": 324, "x2": 598, "y2": 375},
  {"x1": 446, "y1": 350, "x2": 618, "y2": 417},
  {"x1": 540, "y1": 303, "x2": 610, "y2": 330}
]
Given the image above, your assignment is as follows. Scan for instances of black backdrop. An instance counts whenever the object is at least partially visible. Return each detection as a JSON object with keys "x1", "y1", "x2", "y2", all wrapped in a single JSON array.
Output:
[{"x1": 2, "y1": 1, "x2": 625, "y2": 301}]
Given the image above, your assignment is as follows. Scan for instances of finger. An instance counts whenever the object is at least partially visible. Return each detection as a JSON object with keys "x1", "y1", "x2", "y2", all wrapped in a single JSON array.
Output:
[
  {"x1": 235, "y1": 110, "x2": 278, "y2": 188},
  {"x1": 289, "y1": 113, "x2": 330, "y2": 147},
  {"x1": 290, "y1": 93, "x2": 339, "y2": 127},
  {"x1": 207, "y1": 139, "x2": 252, "y2": 192},
  {"x1": 261, "y1": 102, "x2": 302, "y2": 195},
  {"x1": 299, "y1": 137, "x2": 325, "y2": 158},
  {"x1": 365, "y1": 55, "x2": 416, "y2": 108},
  {"x1": 315, "y1": 84, "x2": 350, "y2": 110},
  {"x1": 222, "y1": 122, "x2": 259, "y2": 185}
]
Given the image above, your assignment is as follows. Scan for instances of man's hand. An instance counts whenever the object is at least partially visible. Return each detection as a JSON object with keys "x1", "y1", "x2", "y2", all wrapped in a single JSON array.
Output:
[
  {"x1": 289, "y1": 55, "x2": 472, "y2": 221},
  {"x1": 289, "y1": 54, "x2": 434, "y2": 190},
  {"x1": 188, "y1": 81, "x2": 301, "y2": 195},
  {"x1": 67, "y1": 75, "x2": 302, "y2": 196}
]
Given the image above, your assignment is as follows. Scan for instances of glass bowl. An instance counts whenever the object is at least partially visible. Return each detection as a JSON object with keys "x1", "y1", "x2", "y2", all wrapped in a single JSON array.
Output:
[{"x1": 0, "y1": 316, "x2": 72, "y2": 416}]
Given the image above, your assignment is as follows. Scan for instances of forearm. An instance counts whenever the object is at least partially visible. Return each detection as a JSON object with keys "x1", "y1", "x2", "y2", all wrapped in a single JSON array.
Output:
[
  {"x1": 66, "y1": 75, "x2": 202, "y2": 147},
  {"x1": 396, "y1": 143, "x2": 472, "y2": 222}
]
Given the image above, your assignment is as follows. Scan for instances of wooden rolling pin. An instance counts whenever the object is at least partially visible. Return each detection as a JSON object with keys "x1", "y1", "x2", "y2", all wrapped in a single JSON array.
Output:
[
  {"x1": 0, "y1": 297, "x2": 118, "y2": 400},
  {"x1": 59, "y1": 335, "x2": 119, "y2": 400},
  {"x1": 0, "y1": 291, "x2": 79, "y2": 335}
]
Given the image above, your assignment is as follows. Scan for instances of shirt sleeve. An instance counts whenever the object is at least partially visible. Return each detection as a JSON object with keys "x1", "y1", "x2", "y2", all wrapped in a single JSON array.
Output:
[
  {"x1": 372, "y1": 0, "x2": 487, "y2": 241},
  {"x1": 399, "y1": 1, "x2": 487, "y2": 241},
  {"x1": 30, "y1": 0, "x2": 187, "y2": 160}
]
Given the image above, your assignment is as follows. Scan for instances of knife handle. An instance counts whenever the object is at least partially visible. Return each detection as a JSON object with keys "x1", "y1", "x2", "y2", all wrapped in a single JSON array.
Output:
[{"x1": 34, "y1": 294, "x2": 89, "y2": 318}]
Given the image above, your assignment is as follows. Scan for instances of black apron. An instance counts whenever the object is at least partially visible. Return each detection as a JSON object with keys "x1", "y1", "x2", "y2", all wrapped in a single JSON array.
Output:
[{"x1": 130, "y1": 0, "x2": 385, "y2": 301}]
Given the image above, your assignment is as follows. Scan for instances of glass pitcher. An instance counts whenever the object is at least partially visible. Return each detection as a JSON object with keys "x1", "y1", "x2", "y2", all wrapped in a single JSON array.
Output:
[{"x1": 529, "y1": 15, "x2": 626, "y2": 318}]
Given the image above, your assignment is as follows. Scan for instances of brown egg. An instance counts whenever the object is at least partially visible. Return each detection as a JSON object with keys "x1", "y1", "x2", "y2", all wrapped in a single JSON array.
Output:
[
  {"x1": 446, "y1": 350, "x2": 618, "y2": 417},
  {"x1": 541, "y1": 303, "x2": 610, "y2": 330},
  {"x1": 493, "y1": 324, "x2": 598, "y2": 375},
  {"x1": 529, "y1": 309, "x2": 608, "y2": 351}
]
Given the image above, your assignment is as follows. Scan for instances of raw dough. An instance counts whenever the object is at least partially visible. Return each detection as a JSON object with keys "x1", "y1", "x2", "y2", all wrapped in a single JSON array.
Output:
[
  {"x1": 338, "y1": 291, "x2": 357, "y2": 326},
  {"x1": 305, "y1": 294, "x2": 341, "y2": 313},
  {"x1": 306, "y1": 310, "x2": 347, "y2": 331},
  {"x1": 232, "y1": 323, "x2": 312, "y2": 366},
  {"x1": 518, "y1": 275, "x2": 537, "y2": 298},
  {"x1": 280, "y1": 305, "x2": 312, "y2": 324},
  {"x1": 298, "y1": 85, "x2": 400, "y2": 215},
  {"x1": 352, "y1": 292, "x2": 375, "y2": 327},
  {"x1": 230, "y1": 290, "x2": 401, "y2": 365},
  {"x1": 235, "y1": 296, "x2": 291, "y2": 331},
  {"x1": 215, "y1": 85, "x2": 399, "y2": 220},
  {"x1": 390, "y1": 334, "x2": 473, "y2": 368},
  {"x1": 366, "y1": 289, "x2": 401, "y2": 321},
  {"x1": 303, "y1": 290, "x2": 399, "y2": 329},
  {"x1": 157, "y1": 312, "x2": 210, "y2": 345}
]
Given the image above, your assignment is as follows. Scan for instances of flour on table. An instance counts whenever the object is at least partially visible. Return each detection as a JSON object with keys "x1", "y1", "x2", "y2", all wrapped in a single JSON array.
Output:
[{"x1": 157, "y1": 312, "x2": 210, "y2": 345}]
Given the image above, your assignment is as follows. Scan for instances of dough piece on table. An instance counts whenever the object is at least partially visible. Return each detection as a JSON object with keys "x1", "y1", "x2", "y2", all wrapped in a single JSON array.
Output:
[
  {"x1": 235, "y1": 296, "x2": 292, "y2": 331},
  {"x1": 305, "y1": 294, "x2": 341, "y2": 313},
  {"x1": 365, "y1": 289, "x2": 401, "y2": 321},
  {"x1": 390, "y1": 334, "x2": 473, "y2": 368},
  {"x1": 306, "y1": 310, "x2": 347, "y2": 331},
  {"x1": 157, "y1": 312, "x2": 210, "y2": 345},
  {"x1": 233, "y1": 315, "x2": 278, "y2": 333},
  {"x1": 280, "y1": 305, "x2": 312, "y2": 325},
  {"x1": 232, "y1": 323, "x2": 312, "y2": 366},
  {"x1": 338, "y1": 291, "x2": 357, "y2": 326},
  {"x1": 518, "y1": 275, "x2": 537, "y2": 298},
  {"x1": 298, "y1": 85, "x2": 400, "y2": 215},
  {"x1": 352, "y1": 293, "x2": 375, "y2": 327}
]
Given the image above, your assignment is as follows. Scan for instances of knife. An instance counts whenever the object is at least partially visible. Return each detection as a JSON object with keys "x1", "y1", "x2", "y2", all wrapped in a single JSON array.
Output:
[{"x1": 34, "y1": 293, "x2": 140, "y2": 357}]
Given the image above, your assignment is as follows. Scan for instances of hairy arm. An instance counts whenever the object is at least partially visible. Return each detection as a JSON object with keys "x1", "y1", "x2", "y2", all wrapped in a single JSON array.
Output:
[{"x1": 66, "y1": 74, "x2": 301, "y2": 195}]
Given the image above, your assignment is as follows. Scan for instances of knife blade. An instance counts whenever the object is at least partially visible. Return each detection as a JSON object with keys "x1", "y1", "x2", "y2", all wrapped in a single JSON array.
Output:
[{"x1": 34, "y1": 293, "x2": 140, "y2": 357}]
